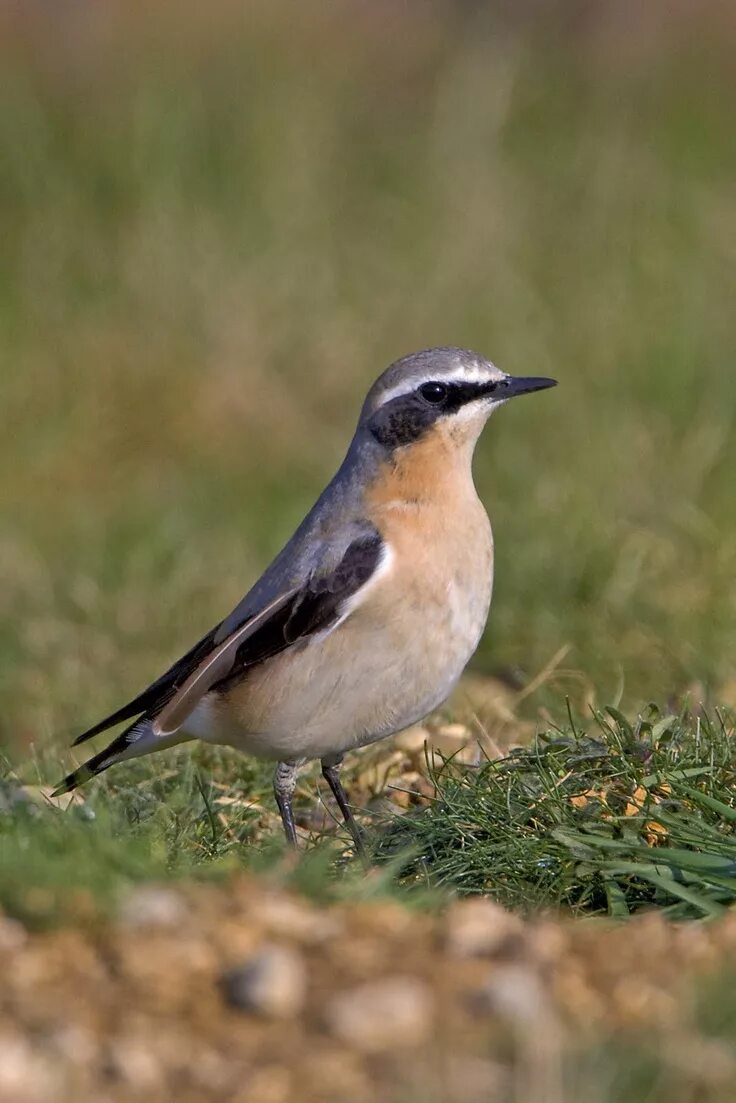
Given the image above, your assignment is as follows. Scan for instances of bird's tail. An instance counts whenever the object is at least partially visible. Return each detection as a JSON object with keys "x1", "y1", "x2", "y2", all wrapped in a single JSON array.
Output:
[{"x1": 51, "y1": 716, "x2": 178, "y2": 797}]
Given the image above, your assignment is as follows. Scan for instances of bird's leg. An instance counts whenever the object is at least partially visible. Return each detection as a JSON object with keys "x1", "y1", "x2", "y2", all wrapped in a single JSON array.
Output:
[
  {"x1": 321, "y1": 754, "x2": 366, "y2": 859},
  {"x1": 273, "y1": 761, "x2": 300, "y2": 847}
]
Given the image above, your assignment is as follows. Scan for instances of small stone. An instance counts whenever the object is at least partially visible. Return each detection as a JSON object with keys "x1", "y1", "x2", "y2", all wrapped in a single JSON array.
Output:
[
  {"x1": 387, "y1": 770, "x2": 435, "y2": 805},
  {"x1": 106, "y1": 1038, "x2": 163, "y2": 1090},
  {"x1": 446, "y1": 898, "x2": 523, "y2": 958},
  {"x1": 0, "y1": 1033, "x2": 60, "y2": 1102},
  {"x1": 118, "y1": 885, "x2": 188, "y2": 929},
  {"x1": 325, "y1": 976, "x2": 433, "y2": 1051},
  {"x1": 482, "y1": 963, "x2": 553, "y2": 1027},
  {"x1": 527, "y1": 920, "x2": 569, "y2": 964},
  {"x1": 392, "y1": 726, "x2": 431, "y2": 755},
  {"x1": 0, "y1": 916, "x2": 28, "y2": 952},
  {"x1": 259, "y1": 894, "x2": 342, "y2": 943},
  {"x1": 351, "y1": 900, "x2": 416, "y2": 938},
  {"x1": 221, "y1": 944, "x2": 307, "y2": 1018},
  {"x1": 50, "y1": 1026, "x2": 97, "y2": 1067},
  {"x1": 387, "y1": 785, "x2": 412, "y2": 809},
  {"x1": 432, "y1": 722, "x2": 472, "y2": 749}
]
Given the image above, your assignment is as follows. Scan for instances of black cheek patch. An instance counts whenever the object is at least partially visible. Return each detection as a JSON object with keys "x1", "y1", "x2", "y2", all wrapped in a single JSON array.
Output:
[{"x1": 368, "y1": 395, "x2": 438, "y2": 446}]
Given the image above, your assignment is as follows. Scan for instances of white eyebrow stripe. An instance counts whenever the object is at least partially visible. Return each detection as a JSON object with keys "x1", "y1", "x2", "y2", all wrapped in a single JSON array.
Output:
[{"x1": 378, "y1": 364, "x2": 502, "y2": 407}]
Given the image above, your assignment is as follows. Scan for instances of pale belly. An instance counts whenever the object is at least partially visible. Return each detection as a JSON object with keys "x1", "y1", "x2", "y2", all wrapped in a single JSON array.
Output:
[{"x1": 190, "y1": 513, "x2": 494, "y2": 763}]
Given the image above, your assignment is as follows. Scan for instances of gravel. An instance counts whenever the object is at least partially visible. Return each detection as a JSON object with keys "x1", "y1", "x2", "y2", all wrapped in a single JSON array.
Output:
[{"x1": 1, "y1": 876, "x2": 736, "y2": 1102}]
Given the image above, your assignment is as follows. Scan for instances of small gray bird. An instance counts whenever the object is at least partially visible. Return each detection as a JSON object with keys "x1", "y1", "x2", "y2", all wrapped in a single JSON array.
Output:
[{"x1": 54, "y1": 348, "x2": 556, "y2": 853}]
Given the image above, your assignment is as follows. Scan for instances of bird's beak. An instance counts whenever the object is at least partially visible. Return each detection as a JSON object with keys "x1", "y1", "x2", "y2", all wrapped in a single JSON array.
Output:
[{"x1": 500, "y1": 375, "x2": 557, "y2": 399}]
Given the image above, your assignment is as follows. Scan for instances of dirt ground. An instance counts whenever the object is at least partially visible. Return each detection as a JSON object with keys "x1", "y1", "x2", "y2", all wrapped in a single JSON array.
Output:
[{"x1": 2, "y1": 873, "x2": 736, "y2": 1103}]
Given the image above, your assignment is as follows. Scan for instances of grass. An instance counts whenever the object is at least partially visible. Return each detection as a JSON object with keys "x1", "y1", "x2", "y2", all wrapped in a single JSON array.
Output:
[
  {"x1": 0, "y1": 739, "x2": 439, "y2": 926},
  {"x1": 3, "y1": 703, "x2": 736, "y2": 926},
  {"x1": 375, "y1": 706, "x2": 736, "y2": 918}
]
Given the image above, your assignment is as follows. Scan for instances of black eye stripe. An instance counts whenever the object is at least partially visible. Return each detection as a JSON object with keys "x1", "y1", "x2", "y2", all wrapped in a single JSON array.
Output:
[{"x1": 418, "y1": 379, "x2": 500, "y2": 406}]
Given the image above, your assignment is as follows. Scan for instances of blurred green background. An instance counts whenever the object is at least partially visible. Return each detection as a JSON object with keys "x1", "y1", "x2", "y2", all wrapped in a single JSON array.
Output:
[{"x1": 2, "y1": 0, "x2": 736, "y2": 753}]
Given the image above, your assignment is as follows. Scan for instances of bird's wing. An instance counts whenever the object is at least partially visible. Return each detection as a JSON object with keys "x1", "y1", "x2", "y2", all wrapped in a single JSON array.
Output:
[{"x1": 70, "y1": 524, "x2": 386, "y2": 747}]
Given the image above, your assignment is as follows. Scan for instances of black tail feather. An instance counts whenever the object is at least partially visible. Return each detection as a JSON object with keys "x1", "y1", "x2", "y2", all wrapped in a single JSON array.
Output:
[
  {"x1": 72, "y1": 701, "x2": 149, "y2": 747},
  {"x1": 53, "y1": 720, "x2": 144, "y2": 796}
]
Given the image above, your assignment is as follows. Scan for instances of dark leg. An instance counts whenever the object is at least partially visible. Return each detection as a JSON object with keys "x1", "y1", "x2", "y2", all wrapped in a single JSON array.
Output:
[
  {"x1": 321, "y1": 754, "x2": 366, "y2": 859},
  {"x1": 273, "y1": 761, "x2": 299, "y2": 847}
]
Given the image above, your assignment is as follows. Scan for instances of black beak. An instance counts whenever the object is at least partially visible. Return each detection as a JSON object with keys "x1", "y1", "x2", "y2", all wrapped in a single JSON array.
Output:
[{"x1": 499, "y1": 375, "x2": 557, "y2": 399}]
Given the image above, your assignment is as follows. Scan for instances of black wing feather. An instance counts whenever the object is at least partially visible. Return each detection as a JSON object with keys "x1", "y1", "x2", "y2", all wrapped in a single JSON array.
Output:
[{"x1": 212, "y1": 530, "x2": 383, "y2": 690}]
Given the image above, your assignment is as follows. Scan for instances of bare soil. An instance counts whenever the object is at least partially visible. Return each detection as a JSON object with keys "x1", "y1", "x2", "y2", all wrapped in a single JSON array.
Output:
[{"x1": 2, "y1": 875, "x2": 736, "y2": 1103}]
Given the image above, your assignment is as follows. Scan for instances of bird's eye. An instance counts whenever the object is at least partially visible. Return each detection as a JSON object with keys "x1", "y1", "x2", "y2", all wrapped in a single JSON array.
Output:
[{"x1": 419, "y1": 381, "x2": 448, "y2": 405}]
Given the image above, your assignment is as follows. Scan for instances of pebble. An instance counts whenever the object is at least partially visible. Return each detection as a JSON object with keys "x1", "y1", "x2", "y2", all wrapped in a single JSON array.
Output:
[
  {"x1": 392, "y1": 727, "x2": 431, "y2": 755},
  {"x1": 427, "y1": 724, "x2": 482, "y2": 769},
  {"x1": 259, "y1": 894, "x2": 342, "y2": 943},
  {"x1": 432, "y1": 722, "x2": 472, "y2": 749},
  {"x1": 106, "y1": 1038, "x2": 163, "y2": 1091},
  {"x1": 221, "y1": 944, "x2": 307, "y2": 1018},
  {"x1": 482, "y1": 963, "x2": 553, "y2": 1027},
  {"x1": 0, "y1": 916, "x2": 28, "y2": 952},
  {"x1": 0, "y1": 1033, "x2": 60, "y2": 1102},
  {"x1": 446, "y1": 897, "x2": 523, "y2": 958},
  {"x1": 118, "y1": 885, "x2": 188, "y2": 929},
  {"x1": 325, "y1": 976, "x2": 433, "y2": 1052},
  {"x1": 50, "y1": 1026, "x2": 97, "y2": 1068}
]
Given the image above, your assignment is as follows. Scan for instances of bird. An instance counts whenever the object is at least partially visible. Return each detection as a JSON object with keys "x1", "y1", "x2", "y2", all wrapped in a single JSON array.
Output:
[{"x1": 53, "y1": 347, "x2": 556, "y2": 854}]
